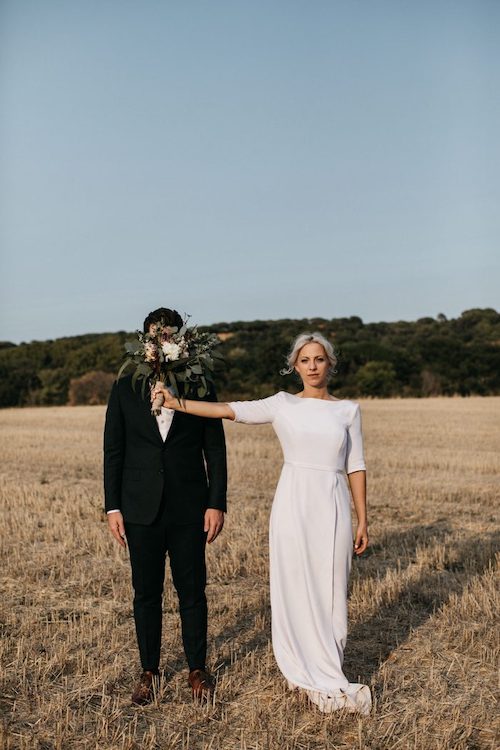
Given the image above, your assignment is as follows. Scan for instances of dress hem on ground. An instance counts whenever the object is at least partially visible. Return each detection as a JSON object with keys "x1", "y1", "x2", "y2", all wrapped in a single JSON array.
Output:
[{"x1": 286, "y1": 679, "x2": 371, "y2": 715}]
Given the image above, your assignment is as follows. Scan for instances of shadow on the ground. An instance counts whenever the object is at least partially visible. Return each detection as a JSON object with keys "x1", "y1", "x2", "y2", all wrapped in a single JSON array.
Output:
[
  {"x1": 345, "y1": 526, "x2": 499, "y2": 685},
  {"x1": 158, "y1": 586, "x2": 271, "y2": 687},
  {"x1": 350, "y1": 520, "x2": 452, "y2": 581},
  {"x1": 160, "y1": 523, "x2": 499, "y2": 701}
]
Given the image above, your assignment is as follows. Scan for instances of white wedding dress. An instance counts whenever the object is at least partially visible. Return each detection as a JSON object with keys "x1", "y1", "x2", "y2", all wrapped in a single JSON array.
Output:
[{"x1": 229, "y1": 391, "x2": 372, "y2": 715}]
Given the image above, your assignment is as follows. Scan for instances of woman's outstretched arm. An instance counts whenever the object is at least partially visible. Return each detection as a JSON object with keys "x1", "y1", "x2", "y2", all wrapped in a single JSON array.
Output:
[{"x1": 151, "y1": 382, "x2": 236, "y2": 420}]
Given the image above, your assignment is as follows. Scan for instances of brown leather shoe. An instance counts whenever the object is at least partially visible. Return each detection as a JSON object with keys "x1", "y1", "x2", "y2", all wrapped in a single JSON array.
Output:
[
  {"x1": 188, "y1": 669, "x2": 216, "y2": 700},
  {"x1": 131, "y1": 670, "x2": 158, "y2": 705}
]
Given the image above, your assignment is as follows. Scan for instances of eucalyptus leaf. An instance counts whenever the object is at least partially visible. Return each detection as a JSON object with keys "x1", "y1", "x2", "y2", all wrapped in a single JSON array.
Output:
[
  {"x1": 117, "y1": 360, "x2": 132, "y2": 380},
  {"x1": 168, "y1": 371, "x2": 182, "y2": 405}
]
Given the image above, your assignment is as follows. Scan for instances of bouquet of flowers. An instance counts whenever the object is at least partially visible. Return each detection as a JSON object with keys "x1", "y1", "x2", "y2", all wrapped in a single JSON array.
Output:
[{"x1": 117, "y1": 316, "x2": 223, "y2": 415}]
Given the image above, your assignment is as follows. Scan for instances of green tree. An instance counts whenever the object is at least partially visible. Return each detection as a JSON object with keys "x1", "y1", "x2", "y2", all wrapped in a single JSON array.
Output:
[
  {"x1": 356, "y1": 361, "x2": 397, "y2": 397},
  {"x1": 1, "y1": 310, "x2": 499, "y2": 406}
]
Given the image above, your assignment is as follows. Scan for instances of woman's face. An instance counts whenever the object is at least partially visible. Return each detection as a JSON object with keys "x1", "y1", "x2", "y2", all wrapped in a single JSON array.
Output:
[{"x1": 294, "y1": 342, "x2": 329, "y2": 387}]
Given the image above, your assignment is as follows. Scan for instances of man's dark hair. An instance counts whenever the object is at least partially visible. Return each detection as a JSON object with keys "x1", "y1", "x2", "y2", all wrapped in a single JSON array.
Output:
[{"x1": 143, "y1": 308, "x2": 184, "y2": 333}]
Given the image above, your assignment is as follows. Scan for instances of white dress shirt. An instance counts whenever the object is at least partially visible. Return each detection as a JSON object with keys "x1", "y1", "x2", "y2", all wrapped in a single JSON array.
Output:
[
  {"x1": 156, "y1": 405, "x2": 175, "y2": 441},
  {"x1": 107, "y1": 406, "x2": 175, "y2": 514}
]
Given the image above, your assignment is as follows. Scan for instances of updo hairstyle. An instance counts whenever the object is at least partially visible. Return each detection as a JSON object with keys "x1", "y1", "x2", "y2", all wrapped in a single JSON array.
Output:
[{"x1": 280, "y1": 332, "x2": 338, "y2": 380}]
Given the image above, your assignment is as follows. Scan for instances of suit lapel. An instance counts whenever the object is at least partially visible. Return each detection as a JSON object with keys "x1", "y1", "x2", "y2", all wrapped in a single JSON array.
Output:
[
  {"x1": 135, "y1": 386, "x2": 164, "y2": 444},
  {"x1": 163, "y1": 411, "x2": 180, "y2": 445}
]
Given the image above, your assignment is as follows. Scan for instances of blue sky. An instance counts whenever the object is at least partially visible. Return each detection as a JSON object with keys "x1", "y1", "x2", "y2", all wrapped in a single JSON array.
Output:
[{"x1": 1, "y1": 0, "x2": 498, "y2": 343}]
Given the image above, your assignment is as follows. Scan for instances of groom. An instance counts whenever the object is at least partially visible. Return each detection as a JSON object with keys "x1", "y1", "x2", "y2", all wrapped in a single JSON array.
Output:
[{"x1": 104, "y1": 307, "x2": 227, "y2": 705}]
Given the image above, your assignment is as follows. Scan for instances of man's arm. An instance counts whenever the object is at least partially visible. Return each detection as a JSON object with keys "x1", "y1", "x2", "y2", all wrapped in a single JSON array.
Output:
[
  {"x1": 202, "y1": 387, "x2": 228, "y2": 543},
  {"x1": 103, "y1": 382, "x2": 126, "y2": 547}
]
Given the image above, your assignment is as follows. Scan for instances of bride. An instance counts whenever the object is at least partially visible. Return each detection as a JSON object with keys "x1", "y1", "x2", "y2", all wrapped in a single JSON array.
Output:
[{"x1": 152, "y1": 332, "x2": 371, "y2": 715}]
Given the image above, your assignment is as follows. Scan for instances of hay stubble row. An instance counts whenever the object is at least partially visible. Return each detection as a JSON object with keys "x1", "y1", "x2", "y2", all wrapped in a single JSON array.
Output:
[{"x1": 0, "y1": 398, "x2": 498, "y2": 749}]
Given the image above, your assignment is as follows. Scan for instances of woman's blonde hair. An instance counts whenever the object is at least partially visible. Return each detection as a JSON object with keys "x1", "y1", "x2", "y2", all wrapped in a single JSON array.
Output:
[{"x1": 280, "y1": 332, "x2": 338, "y2": 379}]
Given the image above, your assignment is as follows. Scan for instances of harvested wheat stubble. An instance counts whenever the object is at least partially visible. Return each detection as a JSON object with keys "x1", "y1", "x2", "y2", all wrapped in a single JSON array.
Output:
[{"x1": 0, "y1": 398, "x2": 499, "y2": 750}]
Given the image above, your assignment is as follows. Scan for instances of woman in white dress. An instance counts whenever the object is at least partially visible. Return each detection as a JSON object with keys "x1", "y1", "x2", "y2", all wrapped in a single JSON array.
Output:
[{"x1": 152, "y1": 332, "x2": 371, "y2": 715}]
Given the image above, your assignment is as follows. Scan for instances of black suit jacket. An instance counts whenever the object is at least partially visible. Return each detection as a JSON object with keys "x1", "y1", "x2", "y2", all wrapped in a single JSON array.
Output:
[{"x1": 103, "y1": 375, "x2": 227, "y2": 525}]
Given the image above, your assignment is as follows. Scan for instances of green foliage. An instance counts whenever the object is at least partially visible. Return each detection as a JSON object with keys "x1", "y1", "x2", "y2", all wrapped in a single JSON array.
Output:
[
  {"x1": 0, "y1": 332, "x2": 129, "y2": 407},
  {"x1": 68, "y1": 371, "x2": 116, "y2": 406},
  {"x1": 356, "y1": 361, "x2": 398, "y2": 397},
  {"x1": 0, "y1": 310, "x2": 499, "y2": 407}
]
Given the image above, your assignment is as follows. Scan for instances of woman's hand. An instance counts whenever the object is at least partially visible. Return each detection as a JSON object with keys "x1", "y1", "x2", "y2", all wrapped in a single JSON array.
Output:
[
  {"x1": 151, "y1": 382, "x2": 178, "y2": 409},
  {"x1": 353, "y1": 524, "x2": 369, "y2": 555}
]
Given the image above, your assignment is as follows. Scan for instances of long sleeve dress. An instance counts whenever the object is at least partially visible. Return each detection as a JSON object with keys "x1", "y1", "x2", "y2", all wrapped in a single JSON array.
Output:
[{"x1": 228, "y1": 391, "x2": 371, "y2": 715}]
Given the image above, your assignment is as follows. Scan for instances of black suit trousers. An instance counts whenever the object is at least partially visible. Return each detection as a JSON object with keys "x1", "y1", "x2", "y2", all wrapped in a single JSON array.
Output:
[{"x1": 124, "y1": 495, "x2": 208, "y2": 673}]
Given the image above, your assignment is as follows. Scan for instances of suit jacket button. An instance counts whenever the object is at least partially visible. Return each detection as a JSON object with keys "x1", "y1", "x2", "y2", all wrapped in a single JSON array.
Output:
[{"x1": 159, "y1": 469, "x2": 164, "y2": 474}]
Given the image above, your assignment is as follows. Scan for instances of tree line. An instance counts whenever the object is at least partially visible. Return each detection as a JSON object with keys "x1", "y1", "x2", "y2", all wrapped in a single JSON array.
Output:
[{"x1": 0, "y1": 308, "x2": 498, "y2": 408}]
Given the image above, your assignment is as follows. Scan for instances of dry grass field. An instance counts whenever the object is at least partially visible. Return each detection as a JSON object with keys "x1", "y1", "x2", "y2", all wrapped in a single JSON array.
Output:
[{"x1": 0, "y1": 398, "x2": 499, "y2": 750}]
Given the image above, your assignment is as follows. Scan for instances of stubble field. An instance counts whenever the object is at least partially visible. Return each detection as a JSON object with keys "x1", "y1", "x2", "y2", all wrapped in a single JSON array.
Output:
[{"x1": 0, "y1": 398, "x2": 499, "y2": 750}]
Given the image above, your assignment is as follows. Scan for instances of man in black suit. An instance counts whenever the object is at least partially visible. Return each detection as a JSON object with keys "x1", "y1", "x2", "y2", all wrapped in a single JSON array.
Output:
[{"x1": 104, "y1": 308, "x2": 227, "y2": 705}]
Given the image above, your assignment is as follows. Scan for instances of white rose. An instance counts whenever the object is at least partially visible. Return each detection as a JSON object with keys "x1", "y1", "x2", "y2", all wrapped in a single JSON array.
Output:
[{"x1": 162, "y1": 342, "x2": 181, "y2": 361}]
